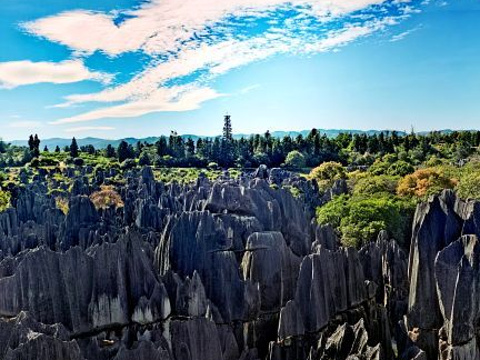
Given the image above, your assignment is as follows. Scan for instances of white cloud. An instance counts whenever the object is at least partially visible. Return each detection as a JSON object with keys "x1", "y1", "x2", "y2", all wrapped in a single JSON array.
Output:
[
  {"x1": 22, "y1": 0, "x2": 421, "y2": 124},
  {"x1": 59, "y1": 18, "x2": 388, "y2": 107},
  {"x1": 23, "y1": 0, "x2": 389, "y2": 56},
  {"x1": 48, "y1": 16, "x2": 405, "y2": 123},
  {"x1": 58, "y1": 37, "x2": 291, "y2": 107},
  {"x1": 65, "y1": 126, "x2": 115, "y2": 132},
  {"x1": 0, "y1": 60, "x2": 112, "y2": 89}
]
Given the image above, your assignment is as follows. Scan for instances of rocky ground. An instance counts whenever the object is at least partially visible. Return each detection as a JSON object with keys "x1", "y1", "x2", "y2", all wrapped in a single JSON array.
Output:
[{"x1": 0, "y1": 165, "x2": 478, "y2": 360}]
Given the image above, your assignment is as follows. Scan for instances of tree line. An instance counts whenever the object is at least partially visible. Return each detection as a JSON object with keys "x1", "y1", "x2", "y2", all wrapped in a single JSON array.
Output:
[{"x1": 1, "y1": 116, "x2": 480, "y2": 168}]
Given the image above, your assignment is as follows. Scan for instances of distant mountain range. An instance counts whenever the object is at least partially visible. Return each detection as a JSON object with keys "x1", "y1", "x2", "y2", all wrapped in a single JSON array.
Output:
[{"x1": 7, "y1": 129, "x2": 461, "y2": 149}]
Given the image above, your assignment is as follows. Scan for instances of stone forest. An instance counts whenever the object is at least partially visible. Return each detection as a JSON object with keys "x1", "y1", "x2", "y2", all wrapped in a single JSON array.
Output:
[{"x1": 2, "y1": 123, "x2": 480, "y2": 360}]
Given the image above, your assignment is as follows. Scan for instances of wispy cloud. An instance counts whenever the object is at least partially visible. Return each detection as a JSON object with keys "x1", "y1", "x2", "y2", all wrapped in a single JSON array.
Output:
[
  {"x1": 390, "y1": 26, "x2": 421, "y2": 42},
  {"x1": 0, "y1": 60, "x2": 112, "y2": 89},
  {"x1": 8, "y1": 120, "x2": 43, "y2": 128},
  {"x1": 65, "y1": 126, "x2": 115, "y2": 132},
  {"x1": 52, "y1": 86, "x2": 222, "y2": 124},
  {"x1": 21, "y1": 0, "x2": 423, "y2": 123},
  {"x1": 240, "y1": 84, "x2": 261, "y2": 94}
]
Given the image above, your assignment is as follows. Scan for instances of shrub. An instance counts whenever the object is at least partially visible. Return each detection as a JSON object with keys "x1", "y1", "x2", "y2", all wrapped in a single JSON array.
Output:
[
  {"x1": 0, "y1": 190, "x2": 10, "y2": 212},
  {"x1": 120, "y1": 159, "x2": 136, "y2": 170},
  {"x1": 138, "y1": 152, "x2": 151, "y2": 166},
  {"x1": 353, "y1": 175, "x2": 399, "y2": 196},
  {"x1": 369, "y1": 159, "x2": 390, "y2": 175},
  {"x1": 397, "y1": 168, "x2": 456, "y2": 198},
  {"x1": 55, "y1": 197, "x2": 69, "y2": 215},
  {"x1": 426, "y1": 155, "x2": 443, "y2": 167},
  {"x1": 309, "y1": 161, "x2": 346, "y2": 191},
  {"x1": 39, "y1": 156, "x2": 60, "y2": 167},
  {"x1": 316, "y1": 194, "x2": 414, "y2": 248},
  {"x1": 316, "y1": 194, "x2": 350, "y2": 229},
  {"x1": 207, "y1": 162, "x2": 219, "y2": 170},
  {"x1": 253, "y1": 152, "x2": 269, "y2": 166},
  {"x1": 73, "y1": 157, "x2": 84, "y2": 167},
  {"x1": 340, "y1": 197, "x2": 405, "y2": 247},
  {"x1": 387, "y1": 161, "x2": 415, "y2": 177},
  {"x1": 30, "y1": 158, "x2": 40, "y2": 168},
  {"x1": 90, "y1": 186, "x2": 124, "y2": 210},
  {"x1": 310, "y1": 161, "x2": 345, "y2": 181},
  {"x1": 457, "y1": 171, "x2": 480, "y2": 200},
  {"x1": 284, "y1": 151, "x2": 306, "y2": 169}
]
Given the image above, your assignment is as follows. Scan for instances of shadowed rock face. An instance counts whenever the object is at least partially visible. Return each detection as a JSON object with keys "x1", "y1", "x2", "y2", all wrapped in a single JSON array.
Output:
[
  {"x1": 5, "y1": 166, "x2": 479, "y2": 360},
  {"x1": 399, "y1": 190, "x2": 480, "y2": 360}
]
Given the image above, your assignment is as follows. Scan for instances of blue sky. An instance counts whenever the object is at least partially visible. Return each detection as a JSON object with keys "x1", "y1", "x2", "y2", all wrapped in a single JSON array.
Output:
[{"x1": 0, "y1": 0, "x2": 479, "y2": 140}]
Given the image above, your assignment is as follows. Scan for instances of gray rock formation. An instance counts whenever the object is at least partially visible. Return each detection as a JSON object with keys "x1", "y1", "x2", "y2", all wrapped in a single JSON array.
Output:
[{"x1": 4, "y1": 166, "x2": 467, "y2": 360}]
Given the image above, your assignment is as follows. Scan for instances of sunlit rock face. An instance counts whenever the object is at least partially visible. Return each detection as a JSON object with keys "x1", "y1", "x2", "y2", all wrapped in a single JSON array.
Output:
[{"x1": 4, "y1": 166, "x2": 480, "y2": 360}]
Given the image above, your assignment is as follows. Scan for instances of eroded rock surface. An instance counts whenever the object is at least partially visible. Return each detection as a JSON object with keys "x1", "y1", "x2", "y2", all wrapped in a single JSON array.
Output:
[{"x1": 4, "y1": 166, "x2": 478, "y2": 360}]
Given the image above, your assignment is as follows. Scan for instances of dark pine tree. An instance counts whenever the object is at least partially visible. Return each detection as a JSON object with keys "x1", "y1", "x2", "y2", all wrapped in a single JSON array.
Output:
[
  {"x1": 70, "y1": 137, "x2": 79, "y2": 158},
  {"x1": 156, "y1": 137, "x2": 169, "y2": 157},
  {"x1": 105, "y1": 144, "x2": 116, "y2": 158},
  {"x1": 29, "y1": 134, "x2": 41, "y2": 157},
  {"x1": 220, "y1": 115, "x2": 234, "y2": 167},
  {"x1": 28, "y1": 135, "x2": 35, "y2": 151},
  {"x1": 33, "y1": 134, "x2": 40, "y2": 150},
  {"x1": 138, "y1": 151, "x2": 151, "y2": 166},
  {"x1": 117, "y1": 140, "x2": 133, "y2": 162},
  {"x1": 185, "y1": 138, "x2": 195, "y2": 157},
  {"x1": 55, "y1": 145, "x2": 61, "y2": 153}
]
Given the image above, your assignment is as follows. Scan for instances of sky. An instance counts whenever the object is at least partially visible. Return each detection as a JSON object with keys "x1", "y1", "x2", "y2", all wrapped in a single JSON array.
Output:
[{"x1": 0, "y1": 0, "x2": 479, "y2": 140}]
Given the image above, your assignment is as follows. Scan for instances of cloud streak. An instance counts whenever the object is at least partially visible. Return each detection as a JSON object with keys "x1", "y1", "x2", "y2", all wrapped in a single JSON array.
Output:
[
  {"x1": 65, "y1": 126, "x2": 115, "y2": 132},
  {"x1": 0, "y1": 60, "x2": 112, "y2": 89},
  {"x1": 51, "y1": 85, "x2": 223, "y2": 124},
  {"x1": 390, "y1": 26, "x2": 421, "y2": 42},
  {"x1": 8, "y1": 120, "x2": 43, "y2": 129}
]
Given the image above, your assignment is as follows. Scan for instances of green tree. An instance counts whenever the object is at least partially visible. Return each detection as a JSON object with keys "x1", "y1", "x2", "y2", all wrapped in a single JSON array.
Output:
[
  {"x1": 397, "y1": 168, "x2": 456, "y2": 198},
  {"x1": 387, "y1": 161, "x2": 414, "y2": 177},
  {"x1": 139, "y1": 151, "x2": 151, "y2": 166},
  {"x1": 353, "y1": 175, "x2": 398, "y2": 196},
  {"x1": 0, "y1": 139, "x2": 6, "y2": 153},
  {"x1": 457, "y1": 171, "x2": 480, "y2": 199},
  {"x1": 70, "y1": 137, "x2": 79, "y2": 158},
  {"x1": 156, "y1": 137, "x2": 169, "y2": 157},
  {"x1": 220, "y1": 115, "x2": 234, "y2": 167},
  {"x1": 117, "y1": 140, "x2": 134, "y2": 162},
  {"x1": 309, "y1": 161, "x2": 345, "y2": 188},
  {"x1": 317, "y1": 194, "x2": 414, "y2": 248},
  {"x1": 105, "y1": 144, "x2": 116, "y2": 158},
  {"x1": 28, "y1": 134, "x2": 40, "y2": 157},
  {"x1": 185, "y1": 138, "x2": 195, "y2": 157},
  {"x1": 0, "y1": 190, "x2": 10, "y2": 212},
  {"x1": 284, "y1": 150, "x2": 306, "y2": 169}
]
